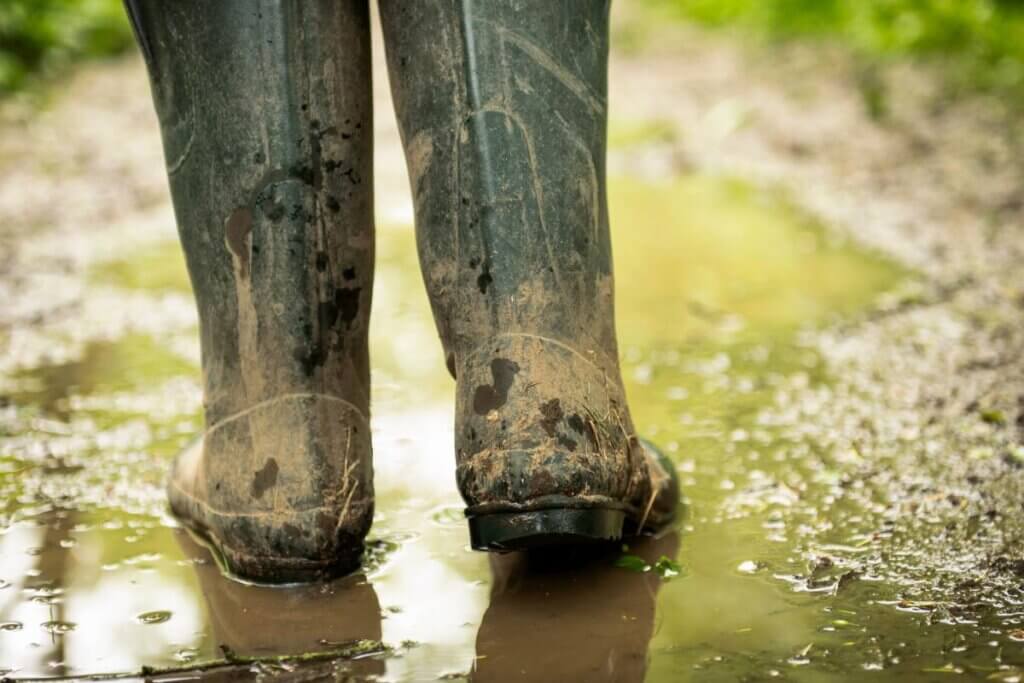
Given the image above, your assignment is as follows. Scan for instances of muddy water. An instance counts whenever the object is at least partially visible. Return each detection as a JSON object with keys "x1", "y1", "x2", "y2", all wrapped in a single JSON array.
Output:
[{"x1": 3, "y1": 169, "x2": 1007, "y2": 681}]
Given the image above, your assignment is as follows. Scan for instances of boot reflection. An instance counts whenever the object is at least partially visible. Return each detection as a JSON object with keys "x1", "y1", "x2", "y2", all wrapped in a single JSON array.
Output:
[
  {"x1": 175, "y1": 530, "x2": 383, "y2": 673},
  {"x1": 472, "y1": 533, "x2": 680, "y2": 682}
]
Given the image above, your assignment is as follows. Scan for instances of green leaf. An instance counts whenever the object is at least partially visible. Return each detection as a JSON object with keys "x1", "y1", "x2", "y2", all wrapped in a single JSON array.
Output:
[
  {"x1": 653, "y1": 555, "x2": 683, "y2": 580},
  {"x1": 614, "y1": 554, "x2": 649, "y2": 572}
]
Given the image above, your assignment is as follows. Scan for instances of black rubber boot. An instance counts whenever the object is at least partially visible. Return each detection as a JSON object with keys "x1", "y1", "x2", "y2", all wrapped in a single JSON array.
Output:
[
  {"x1": 126, "y1": 0, "x2": 375, "y2": 582},
  {"x1": 380, "y1": 0, "x2": 679, "y2": 550}
]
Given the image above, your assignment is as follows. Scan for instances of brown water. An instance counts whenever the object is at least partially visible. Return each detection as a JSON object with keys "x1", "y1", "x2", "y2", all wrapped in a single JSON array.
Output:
[{"x1": 5, "y1": 170, "x2": 1015, "y2": 681}]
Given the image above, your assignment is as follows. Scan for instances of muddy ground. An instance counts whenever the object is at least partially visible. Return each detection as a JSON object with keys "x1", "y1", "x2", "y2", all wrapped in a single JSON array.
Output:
[
  {"x1": 611, "y1": 11, "x2": 1024, "y2": 616},
  {"x1": 2, "y1": 5, "x2": 1024, "y2": 681}
]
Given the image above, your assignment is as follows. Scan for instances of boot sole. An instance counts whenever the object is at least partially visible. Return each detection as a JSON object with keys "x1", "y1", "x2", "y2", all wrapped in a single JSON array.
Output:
[
  {"x1": 177, "y1": 516, "x2": 363, "y2": 585},
  {"x1": 170, "y1": 477, "x2": 366, "y2": 584},
  {"x1": 467, "y1": 508, "x2": 625, "y2": 551}
]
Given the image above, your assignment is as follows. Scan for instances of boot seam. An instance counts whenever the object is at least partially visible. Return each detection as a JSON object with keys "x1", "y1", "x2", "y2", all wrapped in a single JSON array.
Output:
[
  {"x1": 205, "y1": 391, "x2": 370, "y2": 437},
  {"x1": 465, "y1": 495, "x2": 631, "y2": 517},
  {"x1": 169, "y1": 477, "x2": 373, "y2": 520},
  {"x1": 183, "y1": 525, "x2": 358, "y2": 571},
  {"x1": 463, "y1": 332, "x2": 616, "y2": 376}
]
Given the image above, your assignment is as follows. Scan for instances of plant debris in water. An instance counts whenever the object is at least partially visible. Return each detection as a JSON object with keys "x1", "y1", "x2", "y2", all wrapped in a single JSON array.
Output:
[{"x1": 615, "y1": 553, "x2": 684, "y2": 580}]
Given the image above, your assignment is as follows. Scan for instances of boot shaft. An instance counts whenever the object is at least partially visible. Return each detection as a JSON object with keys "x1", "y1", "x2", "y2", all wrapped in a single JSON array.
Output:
[
  {"x1": 382, "y1": 1, "x2": 654, "y2": 515},
  {"x1": 380, "y1": 0, "x2": 619, "y2": 369},
  {"x1": 129, "y1": 0, "x2": 377, "y2": 581},
  {"x1": 127, "y1": 0, "x2": 375, "y2": 426}
]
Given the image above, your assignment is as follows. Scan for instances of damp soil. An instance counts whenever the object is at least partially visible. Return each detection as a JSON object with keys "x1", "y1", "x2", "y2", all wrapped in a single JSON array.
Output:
[{"x1": 3, "y1": 9, "x2": 1024, "y2": 682}]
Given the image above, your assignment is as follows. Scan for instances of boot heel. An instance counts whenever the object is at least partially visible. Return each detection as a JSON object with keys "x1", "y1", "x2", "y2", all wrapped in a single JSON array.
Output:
[{"x1": 468, "y1": 508, "x2": 625, "y2": 551}]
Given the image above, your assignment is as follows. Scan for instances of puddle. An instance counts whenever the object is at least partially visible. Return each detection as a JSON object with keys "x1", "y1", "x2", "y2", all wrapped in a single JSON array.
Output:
[{"x1": 7, "y1": 169, "x2": 1013, "y2": 681}]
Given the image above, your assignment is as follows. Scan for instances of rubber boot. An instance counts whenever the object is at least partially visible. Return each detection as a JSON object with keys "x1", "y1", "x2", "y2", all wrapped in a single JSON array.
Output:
[
  {"x1": 379, "y1": 0, "x2": 679, "y2": 549},
  {"x1": 126, "y1": 0, "x2": 374, "y2": 582}
]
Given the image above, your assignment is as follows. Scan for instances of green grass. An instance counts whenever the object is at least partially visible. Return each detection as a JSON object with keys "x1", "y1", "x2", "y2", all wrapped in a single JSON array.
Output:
[
  {"x1": 0, "y1": 0, "x2": 133, "y2": 94},
  {"x1": 650, "y1": 0, "x2": 1024, "y2": 98}
]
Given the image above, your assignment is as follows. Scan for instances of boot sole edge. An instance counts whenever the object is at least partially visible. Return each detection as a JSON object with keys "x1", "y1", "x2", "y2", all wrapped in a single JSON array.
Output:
[
  {"x1": 467, "y1": 508, "x2": 625, "y2": 552},
  {"x1": 168, "y1": 480, "x2": 369, "y2": 584},
  {"x1": 178, "y1": 517, "x2": 364, "y2": 585}
]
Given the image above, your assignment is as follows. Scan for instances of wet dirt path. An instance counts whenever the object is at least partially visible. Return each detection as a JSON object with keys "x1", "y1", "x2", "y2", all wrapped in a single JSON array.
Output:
[{"x1": 2, "y1": 7, "x2": 1024, "y2": 682}]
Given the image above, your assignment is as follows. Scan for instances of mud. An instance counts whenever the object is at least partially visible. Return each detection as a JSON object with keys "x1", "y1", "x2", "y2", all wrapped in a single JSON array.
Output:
[
  {"x1": 1, "y1": 4, "x2": 1023, "y2": 682},
  {"x1": 612, "y1": 3, "x2": 1024, "y2": 668}
]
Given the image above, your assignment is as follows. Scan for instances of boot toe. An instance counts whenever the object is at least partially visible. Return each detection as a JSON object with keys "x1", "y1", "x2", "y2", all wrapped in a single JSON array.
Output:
[{"x1": 634, "y1": 438, "x2": 681, "y2": 533}]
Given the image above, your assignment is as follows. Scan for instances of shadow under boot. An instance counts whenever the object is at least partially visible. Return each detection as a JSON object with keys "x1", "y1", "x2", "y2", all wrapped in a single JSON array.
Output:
[
  {"x1": 380, "y1": 0, "x2": 679, "y2": 550},
  {"x1": 127, "y1": 0, "x2": 375, "y2": 582}
]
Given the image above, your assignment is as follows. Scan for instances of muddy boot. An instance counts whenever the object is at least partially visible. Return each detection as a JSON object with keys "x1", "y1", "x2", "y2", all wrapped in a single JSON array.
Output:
[
  {"x1": 380, "y1": 0, "x2": 679, "y2": 549},
  {"x1": 126, "y1": 0, "x2": 374, "y2": 582}
]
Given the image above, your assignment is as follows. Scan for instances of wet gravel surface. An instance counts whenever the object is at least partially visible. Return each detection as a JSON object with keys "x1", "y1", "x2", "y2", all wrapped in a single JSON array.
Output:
[{"x1": 612, "y1": 9, "x2": 1024, "y2": 634}]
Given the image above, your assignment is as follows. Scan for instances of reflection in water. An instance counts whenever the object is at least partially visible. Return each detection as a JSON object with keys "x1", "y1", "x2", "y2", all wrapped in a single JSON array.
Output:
[
  {"x1": 175, "y1": 531, "x2": 385, "y2": 678},
  {"x1": 473, "y1": 534, "x2": 678, "y2": 682},
  {"x1": 0, "y1": 512, "x2": 207, "y2": 676},
  {"x1": 16, "y1": 507, "x2": 73, "y2": 677},
  {"x1": 172, "y1": 527, "x2": 675, "y2": 682}
]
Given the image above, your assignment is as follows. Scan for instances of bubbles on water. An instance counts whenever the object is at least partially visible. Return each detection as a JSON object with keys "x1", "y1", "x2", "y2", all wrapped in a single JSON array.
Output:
[
  {"x1": 429, "y1": 505, "x2": 464, "y2": 527},
  {"x1": 787, "y1": 645, "x2": 812, "y2": 667},
  {"x1": 173, "y1": 647, "x2": 198, "y2": 663},
  {"x1": 28, "y1": 586, "x2": 64, "y2": 605},
  {"x1": 136, "y1": 610, "x2": 172, "y2": 625},
  {"x1": 737, "y1": 560, "x2": 762, "y2": 574},
  {"x1": 124, "y1": 552, "x2": 162, "y2": 566},
  {"x1": 41, "y1": 620, "x2": 75, "y2": 635}
]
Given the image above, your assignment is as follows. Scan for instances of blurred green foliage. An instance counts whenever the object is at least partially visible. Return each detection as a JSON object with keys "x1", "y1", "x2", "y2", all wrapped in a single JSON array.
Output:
[
  {"x1": 653, "y1": 0, "x2": 1024, "y2": 96},
  {"x1": 0, "y1": 0, "x2": 132, "y2": 94},
  {"x1": 3, "y1": 0, "x2": 1022, "y2": 103}
]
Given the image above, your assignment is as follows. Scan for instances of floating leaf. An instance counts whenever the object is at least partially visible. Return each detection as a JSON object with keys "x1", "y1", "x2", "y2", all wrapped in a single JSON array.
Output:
[
  {"x1": 653, "y1": 555, "x2": 683, "y2": 580},
  {"x1": 615, "y1": 554, "x2": 649, "y2": 573}
]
